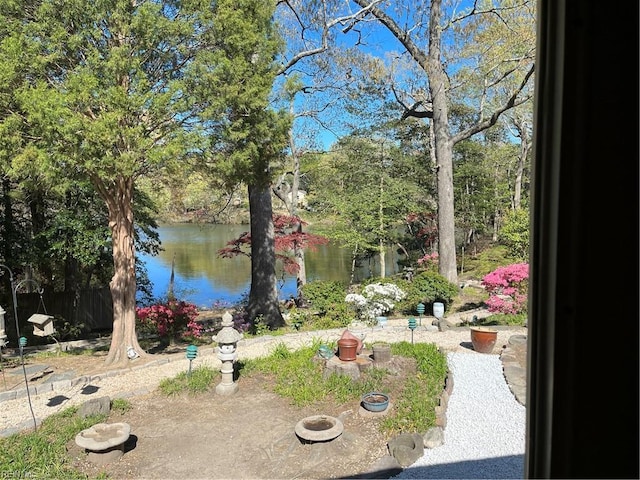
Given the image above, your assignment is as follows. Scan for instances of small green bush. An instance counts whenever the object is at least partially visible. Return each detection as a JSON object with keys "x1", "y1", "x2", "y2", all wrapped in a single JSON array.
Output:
[
  {"x1": 296, "y1": 280, "x2": 356, "y2": 329},
  {"x1": 300, "y1": 280, "x2": 349, "y2": 314},
  {"x1": 396, "y1": 271, "x2": 459, "y2": 315},
  {"x1": 287, "y1": 303, "x2": 356, "y2": 331}
]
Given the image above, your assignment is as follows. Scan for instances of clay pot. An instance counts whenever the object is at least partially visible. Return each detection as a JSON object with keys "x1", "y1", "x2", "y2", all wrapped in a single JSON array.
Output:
[
  {"x1": 337, "y1": 338, "x2": 358, "y2": 361},
  {"x1": 340, "y1": 329, "x2": 363, "y2": 353},
  {"x1": 470, "y1": 326, "x2": 498, "y2": 354}
]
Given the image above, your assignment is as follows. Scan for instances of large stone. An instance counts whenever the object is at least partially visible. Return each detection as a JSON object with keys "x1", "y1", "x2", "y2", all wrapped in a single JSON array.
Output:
[
  {"x1": 77, "y1": 396, "x2": 111, "y2": 418},
  {"x1": 323, "y1": 355, "x2": 372, "y2": 380},
  {"x1": 423, "y1": 426, "x2": 445, "y2": 448},
  {"x1": 388, "y1": 433, "x2": 424, "y2": 467}
]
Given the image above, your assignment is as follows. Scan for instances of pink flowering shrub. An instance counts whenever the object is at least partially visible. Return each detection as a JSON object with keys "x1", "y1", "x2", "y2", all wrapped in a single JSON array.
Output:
[
  {"x1": 481, "y1": 263, "x2": 529, "y2": 315},
  {"x1": 417, "y1": 252, "x2": 439, "y2": 271},
  {"x1": 136, "y1": 299, "x2": 202, "y2": 341}
]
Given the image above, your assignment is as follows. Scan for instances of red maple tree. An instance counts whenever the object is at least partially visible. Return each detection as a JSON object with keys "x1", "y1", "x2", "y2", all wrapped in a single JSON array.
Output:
[{"x1": 218, "y1": 214, "x2": 328, "y2": 275}]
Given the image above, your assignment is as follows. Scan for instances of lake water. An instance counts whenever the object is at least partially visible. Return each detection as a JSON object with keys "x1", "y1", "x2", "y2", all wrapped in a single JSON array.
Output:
[{"x1": 138, "y1": 223, "x2": 401, "y2": 308}]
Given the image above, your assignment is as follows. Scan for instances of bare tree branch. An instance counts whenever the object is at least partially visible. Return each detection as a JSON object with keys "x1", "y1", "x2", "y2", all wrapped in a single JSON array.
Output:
[{"x1": 451, "y1": 64, "x2": 535, "y2": 144}]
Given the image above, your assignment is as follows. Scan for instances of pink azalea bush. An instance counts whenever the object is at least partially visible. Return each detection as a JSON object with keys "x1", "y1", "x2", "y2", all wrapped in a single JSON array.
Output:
[
  {"x1": 136, "y1": 299, "x2": 202, "y2": 341},
  {"x1": 481, "y1": 263, "x2": 529, "y2": 315},
  {"x1": 417, "y1": 252, "x2": 439, "y2": 271}
]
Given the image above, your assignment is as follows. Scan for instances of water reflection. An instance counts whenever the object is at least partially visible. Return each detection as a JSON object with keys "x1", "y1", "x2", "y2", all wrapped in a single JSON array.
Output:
[{"x1": 138, "y1": 223, "x2": 400, "y2": 308}]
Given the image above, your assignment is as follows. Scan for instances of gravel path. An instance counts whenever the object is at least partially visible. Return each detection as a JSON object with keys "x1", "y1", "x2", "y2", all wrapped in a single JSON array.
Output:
[{"x1": 391, "y1": 351, "x2": 526, "y2": 479}]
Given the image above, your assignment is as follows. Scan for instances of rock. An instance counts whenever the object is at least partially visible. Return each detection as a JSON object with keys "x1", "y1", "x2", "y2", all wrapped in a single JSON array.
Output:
[
  {"x1": 388, "y1": 432, "x2": 424, "y2": 467},
  {"x1": 423, "y1": 426, "x2": 445, "y2": 448},
  {"x1": 77, "y1": 396, "x2": 111, "y2": 418}
]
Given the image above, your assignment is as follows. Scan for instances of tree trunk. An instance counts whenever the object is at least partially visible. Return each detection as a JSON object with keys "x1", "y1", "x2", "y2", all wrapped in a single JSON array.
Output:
[
  {"x1": 168, "y1": 252, "x2": 176, "y2": 301},
  {"x1": 294, "y1": 221, "x2": 307, "y2": 298},
  {"x1": 247, "y1": 183, "x2": 285, "y2": 329},
  {"x1": 350, "y1": 244, "x2": 358, "y2": 284},
  {"x1": 290, "y1": 152, "x2": 307, "y2": 297},
  {"x1": 513, "y1": 116, "x2": 530, "y2": 210},
  {"x1": 427, "y1": 0, "x2": 457, "y2": 284},
  {"x1": 378, "y1": 171, "x2": 386, "y2": 278},
  {"x1": 103, "y1": 175, "x2": 146, "y2": 367}
]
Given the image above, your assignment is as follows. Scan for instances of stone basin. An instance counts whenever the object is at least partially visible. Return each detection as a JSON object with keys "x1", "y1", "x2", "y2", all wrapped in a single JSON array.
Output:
[
  {"x1": 294, "y1": 415, "x2": 344, "y2": 442},
  {"x1": 75, "y1": 422, "x2": 131, "y2": 465}
]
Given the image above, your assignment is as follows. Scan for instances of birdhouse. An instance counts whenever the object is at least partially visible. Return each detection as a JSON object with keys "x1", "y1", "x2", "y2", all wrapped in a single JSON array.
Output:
[{"x1": 28, "y1": 313, "x2": 55, "y2": 337}]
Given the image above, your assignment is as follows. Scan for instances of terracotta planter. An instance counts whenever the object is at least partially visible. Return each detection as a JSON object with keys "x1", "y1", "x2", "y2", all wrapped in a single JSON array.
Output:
[
  {"x1": 341, "y1": 328, "x2": 363, "y2": 353},
  {"x1": 337, "y1": 338, "x2": 358, "y2": 361},
  {"x1": 470, "y1": 326, "x2": 498, "y2": 354}
]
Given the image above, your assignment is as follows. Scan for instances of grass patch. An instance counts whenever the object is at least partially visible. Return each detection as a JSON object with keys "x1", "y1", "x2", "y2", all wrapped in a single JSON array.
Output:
[
  {"x1": 241, "y1": 339, "x2": 448, "y2": 436},
  {"x1": 110, "y1": 398, "x2": 133, "y2": 415},
  {"x1": 158, "y1": 365, "x2": 218, "y2": 395},
  {"x1": 380, "y1": 342, "x2": 448, "y2": 435},
  {"x1": 0, "y1": 407, "x2": 107, "y2": 479},
  {"x1": 28, "y1": 346, "x2": 108, "y2": 360}
]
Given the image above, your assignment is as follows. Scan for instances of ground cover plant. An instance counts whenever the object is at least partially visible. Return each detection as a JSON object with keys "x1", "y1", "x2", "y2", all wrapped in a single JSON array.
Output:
[{"x1": 0, "y1": 408, "x2": 108, "y2": 479}]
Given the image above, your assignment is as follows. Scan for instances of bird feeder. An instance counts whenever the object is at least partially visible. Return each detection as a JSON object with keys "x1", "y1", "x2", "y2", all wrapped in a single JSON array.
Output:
[
  {"x1": 28, "y1": 313, "x2": 55, "y2": 337},
  {"x1": 213, "y1": 311, "x2": 242, "y2": 395}
]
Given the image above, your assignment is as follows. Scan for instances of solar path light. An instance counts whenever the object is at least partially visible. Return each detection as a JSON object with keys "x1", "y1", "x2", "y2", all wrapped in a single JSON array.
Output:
[
  {"x1": 416, "y1": 303, "x2": 425, "y2": 326},
  {"x1": 408, "y1": 317, "x2": 417, "y2": 345},
  {"x1": 186, "y1": 344, "x2": 198, "y2": 376}
]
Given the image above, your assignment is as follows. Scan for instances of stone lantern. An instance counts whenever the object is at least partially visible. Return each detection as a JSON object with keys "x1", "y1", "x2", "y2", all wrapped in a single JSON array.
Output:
[{"x1": 213, "y1": 311, "x2": 242, "y2": 395}]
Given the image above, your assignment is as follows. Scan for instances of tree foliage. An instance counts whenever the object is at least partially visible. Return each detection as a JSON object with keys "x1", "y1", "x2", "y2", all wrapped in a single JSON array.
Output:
[
  {"x1": 308, "y1": 130, "x2": 429, "y2": 278},
  {"x1": 0, "y1": 0, "x2": 290, "y2": 363}
]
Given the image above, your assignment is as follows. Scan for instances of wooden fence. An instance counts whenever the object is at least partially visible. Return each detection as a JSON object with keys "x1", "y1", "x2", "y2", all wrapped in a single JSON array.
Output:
[{"x1": 0, "y1": 287, "x2": 113, "y2": 342}]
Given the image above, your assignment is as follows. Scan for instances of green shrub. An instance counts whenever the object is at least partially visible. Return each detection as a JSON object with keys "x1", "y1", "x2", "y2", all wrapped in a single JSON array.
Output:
[
  {"x1": 287, "y1": 303, "x2": 356, "y2": 331},
  {"x1": 290, "y1": 281, "x2": 355, "y2": 330},
  {"x1": 300, "y1": 280, "x2": 349, "y2": 314},
  {"x1": 396, "y1": 271, "x2": 459, "y2": 315}
]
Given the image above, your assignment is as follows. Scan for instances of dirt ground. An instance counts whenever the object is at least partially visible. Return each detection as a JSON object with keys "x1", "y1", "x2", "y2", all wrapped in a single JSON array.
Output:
[{"x1": 56, "y1": 348, "x2": 418, "y2": 480}]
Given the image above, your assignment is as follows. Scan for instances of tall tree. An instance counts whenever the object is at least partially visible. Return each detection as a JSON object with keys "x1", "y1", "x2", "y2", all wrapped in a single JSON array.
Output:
[
  {"x1": 274, "y1": 0, "x2": 535, "y2": 284},
  {"x1": 345, "y1": 0, "x2": 535, "y2": 284},
  {"x1": 194, "y1": 0, "x2": 291, "y2": 328},
  {"x1": 2, "y1": 0, "x2": 230, "y2": 366}
]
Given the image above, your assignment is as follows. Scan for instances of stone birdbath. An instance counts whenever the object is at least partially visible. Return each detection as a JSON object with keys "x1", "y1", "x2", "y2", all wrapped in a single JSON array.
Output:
[{"x1": 75, "y1": 422, "x2": 131, "y2": 465}]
